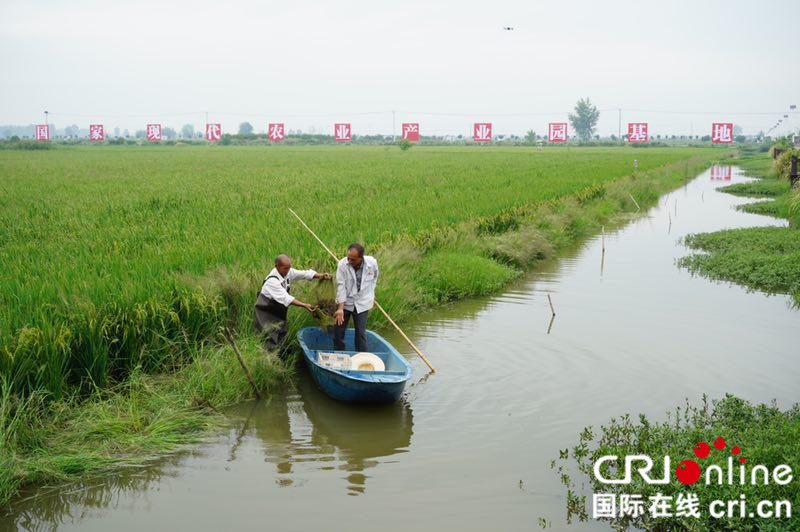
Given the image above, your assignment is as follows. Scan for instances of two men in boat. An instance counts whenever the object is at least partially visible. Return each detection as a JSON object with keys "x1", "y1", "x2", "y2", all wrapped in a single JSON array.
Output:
[
  {"x1": 334, "y1": 243, "x2": 379, "y2": 353},
  {"x1": 254, "y1": 244, "x2": 379, "y2": 355},
  {"x1": 254, "y1": 254, "x2": 330, "y2": 354}
]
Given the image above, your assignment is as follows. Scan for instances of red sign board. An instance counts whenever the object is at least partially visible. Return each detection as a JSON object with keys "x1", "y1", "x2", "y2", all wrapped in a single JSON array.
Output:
[
  {"x1": 89, "y1": 124, "x2": 104, "y2": 142},
  {"x1": 146, "y1": 124, "x2": 162, "y2": 142},
  {"x1": 268, "y1": 123, "x2": 285, "y2": 141},
  {"x1": 473, "y1": 123, "x2": 492, "y2": 142},
  {"x1": 627, "y1": 123, "x2": 648, "y2": 143},
  {"x1": 205, "y1": 123, "x2": 221, "y2": 141},
  {"x1": 548, "y1": 123, "x2": 568, "y2": 142},
  {"x1": 35, "y1": 124, "x2": 50, "y2": 141},
  {"x1": 334, "y1": 123, "x2": 351, "y2": 142},
  {"x1": 402, "y1": 123, "x2": 420, "y2": 142},
  {"x1": 711, "y1": 123, "x2": 733, "y2": 144}
]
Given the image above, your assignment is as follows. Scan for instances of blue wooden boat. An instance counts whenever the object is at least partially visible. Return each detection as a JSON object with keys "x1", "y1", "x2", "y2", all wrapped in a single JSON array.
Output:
[{"x1": 297, "y1": 326, "x2": 412, "y2": 403}]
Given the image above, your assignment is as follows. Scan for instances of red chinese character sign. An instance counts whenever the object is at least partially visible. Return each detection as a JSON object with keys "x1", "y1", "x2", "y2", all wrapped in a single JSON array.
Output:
[
  {"x1": 627, "y1": 123, "x2": 648, "y2": 143},
  {"x1": 548, "y1": 123, "x2": 568, "y2": 142},
  {"x1": 473, "y1": 123, "x2": 492, "y2": 142},
  {"x1": 146, "y1": 124, "x2": 162, "y2": 142},
  {"x1": 205, "y1": 123, "x2": 221, "y2": 141},
  {"x1": 402, "y1": 123, "x2": 420, "y2": 142},
  {"x1": 268, "y1": 123, "x2": 285, "y2": 141},
  {"x1": 334, "y1": 123, "x2": 351, "y2": 142},
  {"x1": 89, "y1": 124, "x2": 104, "y2": 142},
  {"x1": 711, "y1": 123, "x2": 733, "y2": 144},
  {"x1": 35, "y1": 125, "x2": 50, "y2": 141}
]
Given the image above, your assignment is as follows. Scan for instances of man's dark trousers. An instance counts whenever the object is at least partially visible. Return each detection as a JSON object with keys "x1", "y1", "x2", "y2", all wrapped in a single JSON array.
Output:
[
  {"x1": 334, "y1": 309, "x2": 369, "y2": 352},
  {"x1": 254, "y1": 292, "x2": 288, "y2": 353}
]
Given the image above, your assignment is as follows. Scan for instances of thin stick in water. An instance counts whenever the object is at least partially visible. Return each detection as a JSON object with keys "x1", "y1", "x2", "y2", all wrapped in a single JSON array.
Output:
[
  {"x1": 601, "y1": 226, "x2": 605, "y2": 252},
  {"x1": 223, "y1": 327, "x2": 262, "y2": 400},
  {"x1": 628, "y1": 192, "x2": 641, "y2": 212},
  {"x1": 600, "y1": 250, "x2": 605, "y2": 277},
  {"x1": 547, "y1": 294, "x2": 556, "y2": 316}
]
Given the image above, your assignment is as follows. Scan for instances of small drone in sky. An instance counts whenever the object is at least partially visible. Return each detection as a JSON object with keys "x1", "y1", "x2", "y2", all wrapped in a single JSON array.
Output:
[{"x1": 503, "y1": 26, "x2": 514, "y2": 31}]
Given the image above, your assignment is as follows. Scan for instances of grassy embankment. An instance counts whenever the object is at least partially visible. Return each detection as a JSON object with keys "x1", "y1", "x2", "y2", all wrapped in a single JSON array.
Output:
[
  {"x1": 553, "y1": 395, "x2": 799, "y2": 530},
  {"x1": 679, "y1": 149, "x2": 800, "y2": 306},
  {"x1": 0, "y1": 145, "x2": 725, "y2": 505}
]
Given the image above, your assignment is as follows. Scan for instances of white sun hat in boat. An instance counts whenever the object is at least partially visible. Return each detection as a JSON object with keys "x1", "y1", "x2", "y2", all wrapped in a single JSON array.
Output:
[{"x1": 349, "y1": 352, "x2": 385, "y2": 372}]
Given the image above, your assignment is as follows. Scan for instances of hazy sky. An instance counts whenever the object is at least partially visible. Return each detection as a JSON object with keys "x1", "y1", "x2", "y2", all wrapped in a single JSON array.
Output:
[{"x1": 1, "y1": 0, "x2": 798, "y2": 137}]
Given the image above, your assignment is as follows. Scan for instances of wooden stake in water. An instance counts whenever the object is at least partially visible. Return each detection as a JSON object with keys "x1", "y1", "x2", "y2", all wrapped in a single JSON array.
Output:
[
  {"x1": 600, "y1": 226, "x2": 606, "y2": 276},
  {"x1": 288, "y1": 207, "x2": 436, "y2": 373},
  {"x1": 628, "y1": 192, "x2": 641, "y2": 212},
  {"x1": 600, "y1": 248, "x2": 605, "y2": 277},
  {"x1": 601, "y1": 226, "x2": 605, "y2": 252},
  {"x1": 547, "y1": 294, "x2": 556, "y2": 316},
  {"x1": 223, "y1": 327, "x2": 262, "y2": 400}
]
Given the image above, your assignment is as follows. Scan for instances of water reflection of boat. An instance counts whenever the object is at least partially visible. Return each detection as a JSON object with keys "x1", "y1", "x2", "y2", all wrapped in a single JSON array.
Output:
[
  {"x1": 232, "y1": 370, "x2": 413, "y2": 495},
  {"x1": 297, "y1": 371, "x2": 414, "y2": 495}
]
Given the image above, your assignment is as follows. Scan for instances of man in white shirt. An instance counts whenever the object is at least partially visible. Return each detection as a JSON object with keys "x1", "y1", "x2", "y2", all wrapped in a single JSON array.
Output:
[
  {"x1": 334, "y1": 243, "x2": 379, "y2": 352},
  {"x1": 255, "y1": 254, "x2": 331, "y2": 354}
]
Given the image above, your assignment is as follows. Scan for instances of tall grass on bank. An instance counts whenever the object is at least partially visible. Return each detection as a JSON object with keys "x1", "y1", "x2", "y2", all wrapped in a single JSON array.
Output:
[
  {"x1": 0, "y1": 334, "x2": 293, "y2": 507},
  {"x1": 717, "y1": 156, "x2": 792, "y2": 219},
  {"x1": 681, "y1": 228, "x2": 800, "y2": 303},
  {"x1": 679, "y1": 151, "x2": 800, "y2": 305},
  {"x1": 0, "y1": 146, "x2": 720, "y2": 398}
]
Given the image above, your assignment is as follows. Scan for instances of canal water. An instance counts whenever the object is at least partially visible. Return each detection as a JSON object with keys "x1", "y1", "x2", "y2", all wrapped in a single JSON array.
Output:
[{"x1": 3, "y1": 166, "x2": 798, "y2": 531}]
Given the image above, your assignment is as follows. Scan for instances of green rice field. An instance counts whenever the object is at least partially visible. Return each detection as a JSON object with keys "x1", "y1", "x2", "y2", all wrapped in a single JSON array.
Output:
[{"x1": 0, "y1": 145, "x2": 716, "y2": 396}]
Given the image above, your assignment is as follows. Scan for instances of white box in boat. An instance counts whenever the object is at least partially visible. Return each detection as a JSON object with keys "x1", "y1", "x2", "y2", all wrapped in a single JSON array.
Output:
[{"x1": 317, "y1": 352, "x2": 351, "y2": 370}]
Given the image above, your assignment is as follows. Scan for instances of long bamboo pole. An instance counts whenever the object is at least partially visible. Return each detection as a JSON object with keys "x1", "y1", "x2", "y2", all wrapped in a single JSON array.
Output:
[{"x1": 288, "y1": 208, "x2": 436, "y2": 373}]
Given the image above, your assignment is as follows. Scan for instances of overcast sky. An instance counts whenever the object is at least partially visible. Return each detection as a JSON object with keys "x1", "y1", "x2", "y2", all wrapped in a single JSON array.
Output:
[{"x1": 1, "y1": 0, "x2": 798, "y2": 137}]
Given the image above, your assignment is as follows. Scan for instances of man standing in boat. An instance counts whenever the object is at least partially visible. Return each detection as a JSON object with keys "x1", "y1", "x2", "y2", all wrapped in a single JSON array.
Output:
[
  {"x1": 334, "y1": 243, "x2": 379, "y2": 352},
  {"x1": 255, "y1": 254, "x2": 331, "y2": 354}
]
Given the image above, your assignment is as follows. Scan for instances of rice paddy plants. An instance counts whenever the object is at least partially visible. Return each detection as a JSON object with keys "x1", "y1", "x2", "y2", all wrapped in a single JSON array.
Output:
[
  {"x1": 0, "y1": 144, "x2": 718, "y2": 398},
  {"x1": 309, "y1": 278, "x2": 338, "y2": 330}
]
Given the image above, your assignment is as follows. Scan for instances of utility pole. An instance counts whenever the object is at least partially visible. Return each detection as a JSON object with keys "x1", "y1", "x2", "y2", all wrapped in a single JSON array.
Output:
[{"x1": 44, "y1": 110, "x2": 49, "y2": 126}]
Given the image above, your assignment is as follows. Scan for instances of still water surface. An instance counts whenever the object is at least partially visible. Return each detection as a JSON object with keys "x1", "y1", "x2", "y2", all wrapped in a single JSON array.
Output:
[{"x1": 3, "y1": 167, "x2": 798, "y2": 531}]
